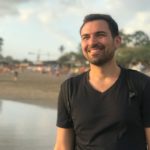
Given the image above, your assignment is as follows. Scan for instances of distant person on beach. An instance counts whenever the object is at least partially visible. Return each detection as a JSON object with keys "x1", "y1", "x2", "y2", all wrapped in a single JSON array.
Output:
[
  {"x1": 13, "y1": 70, "x2": 19, "y2": 81},
  {"x1": 54, "y1": 14, "x2": 150, "y2": 150}
]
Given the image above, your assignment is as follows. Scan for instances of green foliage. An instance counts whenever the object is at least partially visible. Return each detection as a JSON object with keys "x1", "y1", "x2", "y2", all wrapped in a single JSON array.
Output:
[
  {"x1": 132, "y1": 31, "x2": 150, "y2": 46},
  {"x1": 58, "y1": 52, "x2": 77, "y2": 64},
  {"x1": 0, "y1": 37, "x2": 3, "y2": 53},
  {"x1": 58, "y1": 30, "x2": 150, "y2": 67},
  {"x1": 119, "y1": 30, "x2": 150, "y2": 47},
  {"x1": 116, "y1": 30, "x2": 150, "y2": 67},
  {"x1": 59, "y1": 45, "x2": 65, "y2": 54},
  {"x1": 116, "y1": 47, "x2": 150, "y2": 67},
  {"x1": 119, "y1": 30, "x2": 132, "y2": 47},
  {"x1": 58, "y1": 51, "x2": 86, "y2": 67}
]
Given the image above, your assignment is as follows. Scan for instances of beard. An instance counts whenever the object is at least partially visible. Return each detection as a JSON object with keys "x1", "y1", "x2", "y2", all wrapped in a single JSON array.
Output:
[{"x1": 85, "y1": 43, "x2": 115, "y2": 66}]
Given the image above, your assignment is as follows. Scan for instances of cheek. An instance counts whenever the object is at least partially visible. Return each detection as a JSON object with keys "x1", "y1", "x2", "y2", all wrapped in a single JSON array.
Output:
[
  {"x1": 81, "y1": 43, "x2": 88, "y2": 53},
  {"x1": 82, "y1": 48, "x2": 87, "y2": 57},
  {"x1": 81, "y1": 45, "x2": 88, "y2": 59},
  {"x1": 104, "y1": 38, "x2": 114, "y2": 48}
]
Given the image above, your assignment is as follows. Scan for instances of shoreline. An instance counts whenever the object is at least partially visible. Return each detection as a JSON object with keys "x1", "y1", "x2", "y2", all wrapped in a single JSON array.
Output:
[{"x1": 0, "y1": 71, "x2": 66, "y2": 109}]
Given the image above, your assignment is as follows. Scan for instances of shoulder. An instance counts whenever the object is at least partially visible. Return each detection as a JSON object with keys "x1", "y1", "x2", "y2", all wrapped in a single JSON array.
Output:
[
  {"x1": 61, "y1": 71, "x2": 88, "y2": 88},
  {"x1": 125, "y1": 68, "x2": 150, "y2": 81},
  {"x1": 59, "y1": 72, "x2": 88, "y2": 100},
  {"x1": 123, "y1": 67, "x2": 150, "y2": 89},
  {"x1": 61, "y1": 72, "x2": 87, "y2": 90}
]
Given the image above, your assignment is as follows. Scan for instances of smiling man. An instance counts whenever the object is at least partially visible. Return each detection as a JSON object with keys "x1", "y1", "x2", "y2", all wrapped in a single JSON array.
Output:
[{"x1": 54, "y1": 14, "x2": 150, "y2": 150}]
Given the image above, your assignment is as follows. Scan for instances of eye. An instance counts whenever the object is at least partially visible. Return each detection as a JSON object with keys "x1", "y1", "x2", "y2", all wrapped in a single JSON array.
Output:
[
  {"x1": 81, "y1": 35, "x2": 89, "y2": 41},
  {"x1": 95, "y1": 32, "x2": 106, "y2": 37}
]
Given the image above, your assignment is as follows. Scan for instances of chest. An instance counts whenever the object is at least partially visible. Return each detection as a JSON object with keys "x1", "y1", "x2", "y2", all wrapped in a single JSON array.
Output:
[{"x1": 70, "y1": 81, "x2": 141, "y2": 131}]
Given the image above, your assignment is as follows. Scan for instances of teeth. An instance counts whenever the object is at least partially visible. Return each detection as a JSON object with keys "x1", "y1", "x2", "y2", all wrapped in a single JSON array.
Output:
[
  {"x1": 90, "y1": 50, "x2": 101, "y2": 54},
  {"x1": 89, "y1": 49, "x2": 101, "y2": 52}
]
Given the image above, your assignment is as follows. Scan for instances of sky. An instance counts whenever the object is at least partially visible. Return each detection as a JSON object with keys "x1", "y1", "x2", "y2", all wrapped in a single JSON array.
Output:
[{"x1": 0, "y1": 0, "x2": 150, "y2": 62}]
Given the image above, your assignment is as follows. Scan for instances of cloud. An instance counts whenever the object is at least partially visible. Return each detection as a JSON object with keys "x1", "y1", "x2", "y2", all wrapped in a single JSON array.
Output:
[
  {"x1": 107, "y1": 0, "x2": 149, "y2": 12},
  {"x1": 106, "y1": 0, "x2": 150, "y2": 22},
  {"x1": 1, "y1": 0, "x2": 150, "y2": 60},
  {"x1": 0, "y1": 0, "x2": 82, "y2": 52},
  {"x1": 18, "y1": 8, "x2": 34, "y2": 22},
  {"x1": 0, "y1": 0, "x2": 104, "y2": 23},
  {"x1": 125, "y1": 11, "x2": 150, "y2": 36},
  {"x1": 0, "y1": 0, "x2": 18, "y2": 16},
  {"x1": 0, "y1": 0, "x2": 44, "y2": 17}
]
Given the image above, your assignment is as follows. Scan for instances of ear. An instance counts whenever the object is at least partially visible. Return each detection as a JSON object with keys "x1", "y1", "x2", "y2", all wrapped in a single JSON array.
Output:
[{"x1": 114, "y1": 35, "x2": 121, "y2": 48}]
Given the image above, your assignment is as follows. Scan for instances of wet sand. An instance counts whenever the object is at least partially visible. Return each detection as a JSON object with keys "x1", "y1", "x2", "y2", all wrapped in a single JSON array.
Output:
[{"x1": 0, "y1": 70, "x2": 66, "y2": 108}]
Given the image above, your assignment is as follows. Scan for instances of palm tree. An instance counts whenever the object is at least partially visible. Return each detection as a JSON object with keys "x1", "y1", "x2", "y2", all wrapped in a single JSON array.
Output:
[
  {"x1": 59, "y1": 45, "x2": 65, "y2": 55},
  {"x1": 0, "y1": 37, "x2": 3, "y2": 55}
]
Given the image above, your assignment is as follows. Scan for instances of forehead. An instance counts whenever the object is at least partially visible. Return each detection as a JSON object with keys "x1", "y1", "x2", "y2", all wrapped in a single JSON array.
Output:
[{"x1": 81, "y1": 20, "x2": 110, "y2": 35}]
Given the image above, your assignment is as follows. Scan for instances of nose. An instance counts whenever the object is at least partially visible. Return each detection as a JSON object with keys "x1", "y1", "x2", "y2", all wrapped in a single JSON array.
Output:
[{"x1": 88, "y1": 35, "x2": 98, "y2": 46}]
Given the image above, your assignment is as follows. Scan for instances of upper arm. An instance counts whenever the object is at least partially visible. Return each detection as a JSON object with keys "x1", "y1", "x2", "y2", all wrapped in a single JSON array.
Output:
[
  {"x1": 142, "y1": 78, "x2": 150, "y2": 127},
  {"x1": 57, "y1": 81, "x2": 73, "y2": 128},
  {"x1": 54, "y1": 127, "x2": 75, "y2": 150},
  {"x1": 55, "y1": 81, "x2": 74, "y2": 150},
  {"x1": 145, "y1": 128, "x2": 150, "y2": 149},
  {"x1": 143, "y1": 79, "x2": 150, "y2": 149}
]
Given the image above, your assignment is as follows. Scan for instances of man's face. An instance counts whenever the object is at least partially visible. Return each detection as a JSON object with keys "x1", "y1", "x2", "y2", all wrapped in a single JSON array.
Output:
[{"x1": 80, "y1": 20, "x2": 121, "y2": 66}]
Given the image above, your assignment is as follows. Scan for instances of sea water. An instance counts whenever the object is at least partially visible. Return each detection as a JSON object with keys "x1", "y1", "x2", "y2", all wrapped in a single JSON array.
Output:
[{"x1": 0, "y1": 100, "x2": 57, "y2": 150}]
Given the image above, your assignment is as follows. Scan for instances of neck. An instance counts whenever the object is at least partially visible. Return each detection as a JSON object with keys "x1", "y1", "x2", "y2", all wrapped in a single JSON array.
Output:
[{"x1": 89, "y1": 60, "x2": 120, "y2": 80}]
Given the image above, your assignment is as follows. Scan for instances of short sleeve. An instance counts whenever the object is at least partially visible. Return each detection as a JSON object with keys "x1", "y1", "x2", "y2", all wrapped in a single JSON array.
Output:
[
  {"x1": 142, "y1": 78, "x2": 150, "y2": 127},
  {"x1": 56, "y1": 82, "x2": 73, "y2": 128}
]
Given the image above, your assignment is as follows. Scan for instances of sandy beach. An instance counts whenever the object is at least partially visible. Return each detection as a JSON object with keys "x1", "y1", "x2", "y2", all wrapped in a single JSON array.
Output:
[
  {"x1": 0, "y1": 70, "x2": 66, "y2": 108},
  {"x1": 1, "y1": 68, "x2": 149, "y2": 109}
]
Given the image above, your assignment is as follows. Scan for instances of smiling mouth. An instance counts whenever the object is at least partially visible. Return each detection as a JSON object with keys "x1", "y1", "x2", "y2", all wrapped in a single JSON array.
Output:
[
  {"x1": 88, "y1": 46, "x2": 104, "y2": 52},
  {"x1": 87, "y1": 44, "x2": 105, "y2": 53},
  {"x1": 90, "y1": 49, "x2": 102, "y2": 54}
]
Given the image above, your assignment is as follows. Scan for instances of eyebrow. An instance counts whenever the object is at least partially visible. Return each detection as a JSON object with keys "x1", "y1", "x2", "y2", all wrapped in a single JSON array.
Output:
[
  {"x1": 81, "y1": 31, "x2": 107, "y2": 37},
  {"x1": 81, "y1": 33, "x2": 89, "y2": 38}
]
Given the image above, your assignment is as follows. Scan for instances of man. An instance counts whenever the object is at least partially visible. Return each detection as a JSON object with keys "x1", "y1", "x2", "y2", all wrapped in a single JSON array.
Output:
[{"x1": 54, "y1": 14, "x2": 150, "y2": 150}]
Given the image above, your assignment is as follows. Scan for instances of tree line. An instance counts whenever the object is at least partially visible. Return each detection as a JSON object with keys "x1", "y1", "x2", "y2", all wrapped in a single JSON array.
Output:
[
  {"x1": 120, "y1": 30, "x2": 150, "y2": 47},
  {"x1": 58, "y1": 30, "x2": 150, "y2": 67},
  {"x1": 0, "y1": 37, "x2": 3, "y2": 54},
  {"x1": 0, "y1": 30, "x2": 150, "y2": 67},
  {"x1": 116, "y1": 30, "x2": 150, "y2": 67}
]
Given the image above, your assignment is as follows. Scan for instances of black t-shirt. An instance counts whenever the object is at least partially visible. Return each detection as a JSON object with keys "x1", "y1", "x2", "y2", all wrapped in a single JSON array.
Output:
[{"x1": 57, "y1": 68, "x2": 150, "y2": 150}]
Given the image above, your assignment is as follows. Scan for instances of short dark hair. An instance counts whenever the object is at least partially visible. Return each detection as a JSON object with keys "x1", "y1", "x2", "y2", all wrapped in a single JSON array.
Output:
[{"x1": 80, "y1": 14, "x2": 119, "y2": 38}]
